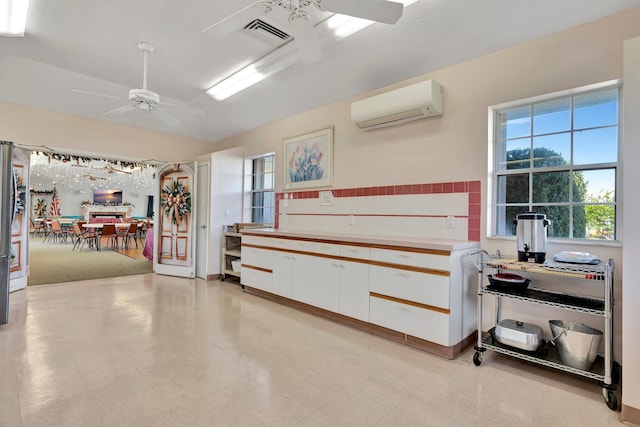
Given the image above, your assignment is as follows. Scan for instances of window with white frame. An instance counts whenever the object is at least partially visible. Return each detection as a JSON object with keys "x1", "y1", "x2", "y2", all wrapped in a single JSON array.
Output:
[
  {"x1": 251, "y1": 154, "x2": 275, "y2": 224},
  {"x1": 490, "y1": 81, "x2": 620, "y2": 241}
]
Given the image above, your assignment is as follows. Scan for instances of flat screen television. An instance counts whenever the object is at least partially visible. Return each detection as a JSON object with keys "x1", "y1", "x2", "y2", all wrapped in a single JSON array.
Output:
[{"x1": 93, "y1": 188, "x2": 123, "y2": 204}]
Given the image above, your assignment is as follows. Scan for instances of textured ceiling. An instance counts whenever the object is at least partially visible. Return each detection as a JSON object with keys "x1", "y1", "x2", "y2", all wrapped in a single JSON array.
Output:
[{"x1": 1, "y1": 0, "x2": 638, "y2": 143}]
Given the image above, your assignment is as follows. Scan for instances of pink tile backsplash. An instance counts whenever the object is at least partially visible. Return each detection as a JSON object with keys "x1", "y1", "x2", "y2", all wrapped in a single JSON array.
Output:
[{"x1": 276, "y1": 180, "x2": 482, "y2": 241}]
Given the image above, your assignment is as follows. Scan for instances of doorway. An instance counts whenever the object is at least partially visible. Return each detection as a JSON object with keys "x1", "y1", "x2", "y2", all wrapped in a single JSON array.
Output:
[{"x1": 27, "y1": 151, "x2": 158, "y2": 286}]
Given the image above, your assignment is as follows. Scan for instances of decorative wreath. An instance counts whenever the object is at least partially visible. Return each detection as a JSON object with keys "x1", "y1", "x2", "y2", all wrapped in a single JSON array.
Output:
[
  {"x1": 160, "y1": 179, "x2": 191, "y2": 225},
  {"x1": 35, "y1": 198, "x2": 48, "y2": 218}
]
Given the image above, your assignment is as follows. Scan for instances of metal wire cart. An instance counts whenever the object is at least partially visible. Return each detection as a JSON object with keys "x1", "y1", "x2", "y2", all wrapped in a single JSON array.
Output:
[{"x1": 469, "y1": 250, "x2": 618, "y2": 410}]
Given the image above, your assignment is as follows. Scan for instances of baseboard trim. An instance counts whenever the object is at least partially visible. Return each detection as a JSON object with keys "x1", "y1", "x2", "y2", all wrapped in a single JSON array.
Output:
[
  {"x1": 621, "y1": 404, "x2": 640, "y2": 425},
  {"x1": 243, "y1": 286, "x2": 475, "y2": 359}
]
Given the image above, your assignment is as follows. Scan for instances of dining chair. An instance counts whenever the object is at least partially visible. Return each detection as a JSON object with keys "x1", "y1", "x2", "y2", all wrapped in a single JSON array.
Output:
[
  {"x1": 115, "y1": 223, "x2": 130, "y2": 249},
  {"x1": 100, "y1": 224, "x2": 118, "y2": 250},
  {"x1": 123, "y1": 223, "x2": 139, "y2": 248},
  {"x1": 30, "y1": 218, "x2": 45, "y2": 237},
  {"x1": 49, "y1": 219, "x2": 69, "y2": 244},
  {"x1": 72, "y1": 222, "x2": 97, "y2": 251}
]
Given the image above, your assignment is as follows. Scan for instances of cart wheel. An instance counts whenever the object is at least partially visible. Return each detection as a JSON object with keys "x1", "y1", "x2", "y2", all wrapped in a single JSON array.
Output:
[
  {"x1": 605, "y1": 390, "x2": 618, "y2": 411},
  {"x1": 473, "y1": 352, "x2": 482, "y2": 366},
  {"x1": 221, "y1": 274, "x2": 226, "y2": 281}
]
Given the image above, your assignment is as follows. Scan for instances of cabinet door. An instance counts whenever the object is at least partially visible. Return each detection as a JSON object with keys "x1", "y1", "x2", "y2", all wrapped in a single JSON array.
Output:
[
  {"x1": 339, "y1": 261, "x2": 370, "y2": 321},
  {"x1": 272, "y1": 251, "x2": 293, "y2": 298},
  {"x1": 313, "y1": 257, "x2": 340, "y2": 312},
  {"x1": 290, "y1": 253, "x2": 315, "y2": 304}
]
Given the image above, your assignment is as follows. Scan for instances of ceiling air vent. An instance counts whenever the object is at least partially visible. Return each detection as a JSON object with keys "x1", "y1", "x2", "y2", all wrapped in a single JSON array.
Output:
[{"x1": 244, "y1": 18, "x2": 292, "y2": 44}]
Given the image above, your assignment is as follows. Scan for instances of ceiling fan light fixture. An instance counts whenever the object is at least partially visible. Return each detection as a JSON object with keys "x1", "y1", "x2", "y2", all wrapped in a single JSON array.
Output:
[
  {"x1": 206, "y1": 65, "x2": 267, "y2": 101},
  {"x1": 325, "y1": 14, "x2": 373, "y2": 40},
  {"x1": 325, "y1": 0, "x2": 417, "y2": 40},
  {"x1": 0, "y1": 0, "x2": 29, "y2": 36}
]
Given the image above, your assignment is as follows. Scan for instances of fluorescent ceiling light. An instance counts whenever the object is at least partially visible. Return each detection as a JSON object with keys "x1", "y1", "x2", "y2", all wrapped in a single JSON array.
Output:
[
  {"x1": 207, "y1": 65, "x2": 266, "y2": 101},
  {"x1": 0, "y1": 0, "x2": 29, "y2": 37},
  {"x1": 206, "y1": 41, "x2": 301, "y2": 101},
  {"x1": 326, "y1": 0, "x2": 418, "y2": 41}
]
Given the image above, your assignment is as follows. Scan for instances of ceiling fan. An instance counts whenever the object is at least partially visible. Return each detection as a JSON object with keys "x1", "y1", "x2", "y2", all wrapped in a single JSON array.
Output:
[
  {"x1": 203, "y1": 0, "x2": 404, "y2": 64},
  {"x1": 72, "y1": 42, "x2": 199, "y2": 127}
]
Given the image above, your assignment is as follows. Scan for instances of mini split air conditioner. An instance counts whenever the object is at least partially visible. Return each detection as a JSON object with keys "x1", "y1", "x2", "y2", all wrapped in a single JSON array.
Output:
[{"x1": 351, "y1": 79, "x2": 444, "y2": 130}]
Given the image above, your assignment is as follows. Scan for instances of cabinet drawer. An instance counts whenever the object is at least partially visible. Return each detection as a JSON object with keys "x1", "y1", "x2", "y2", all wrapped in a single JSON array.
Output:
[
  {"x1": 369, "y1": 295, "x2": 450, "y2": 346},
  {"x1": 242, "y1": 235, "x2": 280, "y2": 248},
  {"x1": 314, "y1": 242, "x2": 341, "y2": 256},
  {"x1": 242, "y1": 246, "x2": 273, "y2": 269},
  {"x1": 370, "y1": 248, "x2": 450, "y2": 271},
  {"x1": 284, "y1": 239, "x2": 315, "y2": 252},
  {"x1": 369, "y1": 265, "x2": 450, "y2": 309},
  {"x1": 241, "y1": 267, "x2": 272, "y2": 292},
  {"x1": 339, "y1": 245, "x2": 370, "y2": 260}
]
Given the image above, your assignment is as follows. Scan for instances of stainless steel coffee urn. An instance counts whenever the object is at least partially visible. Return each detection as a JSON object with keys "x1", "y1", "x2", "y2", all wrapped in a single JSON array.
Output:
[{"x1": 514, "y1": 212, "x2": 550, "y2": 264}]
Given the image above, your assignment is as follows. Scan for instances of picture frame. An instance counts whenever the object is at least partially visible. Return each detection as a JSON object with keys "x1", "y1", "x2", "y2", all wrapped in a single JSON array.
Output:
[{"x1": 283, "y1": 126, "x2": 333, "y2": 190}]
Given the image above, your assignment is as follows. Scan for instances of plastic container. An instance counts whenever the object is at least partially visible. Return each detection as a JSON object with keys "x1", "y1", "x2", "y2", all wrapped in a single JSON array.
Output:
[
  {"x1": 549, "y1": 320, "x2": 602, "y2": 370},
  {"x1": 495, "y1": 319, "x2": 543, "y2": 351}
]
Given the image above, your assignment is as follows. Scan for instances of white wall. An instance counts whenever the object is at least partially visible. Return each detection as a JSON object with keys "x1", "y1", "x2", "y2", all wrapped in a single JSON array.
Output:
[
  {"x1": 622, "y1": 35, "x2": 640, "y2": 421},
  {"x1": 205, "y1": 147, "x2": 245, "y2": 276},
  {"x1": 212, "y1": 8, "x2": 640, "y2": 415},
  {"x1": 0, "y1": 101, "x2": 216, "y2": 162}
]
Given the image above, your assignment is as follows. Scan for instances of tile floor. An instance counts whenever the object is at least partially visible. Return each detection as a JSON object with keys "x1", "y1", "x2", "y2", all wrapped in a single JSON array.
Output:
[{"x1": 0, "y1": 274, "x2": 625, "y2": 426}]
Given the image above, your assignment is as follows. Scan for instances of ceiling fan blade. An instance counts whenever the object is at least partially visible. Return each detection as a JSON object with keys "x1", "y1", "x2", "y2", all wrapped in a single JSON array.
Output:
[
  {"x1": 320, "y1": 0, "x2": 403, "y2": 25},
  {"x1": 288, "y1": 13, "x2": 322, "y2": 64},
  {"x1": 202, "y1": 3, "x2": 270, "y2": 37},
  {"x1": 103, "y1": 104, "x2": 135, "y2": 116},
  {"x1": 72, "y1": 89, "x2": 126, "y2": 101},
  {"x1": 154, "y1": 107, "x2": 181, "y2": 127},
  {"x1": 159, "y1": 101, "x2": 205, "y2": 117}
]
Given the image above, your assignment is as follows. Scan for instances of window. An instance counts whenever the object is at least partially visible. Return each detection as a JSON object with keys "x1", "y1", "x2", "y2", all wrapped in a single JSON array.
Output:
[
  {"x1": 491, "y1": 81, "x2": 620, "y2": 241},
  {"x1": 251, "y1": 154, "x2": 275, "y2": 224}
]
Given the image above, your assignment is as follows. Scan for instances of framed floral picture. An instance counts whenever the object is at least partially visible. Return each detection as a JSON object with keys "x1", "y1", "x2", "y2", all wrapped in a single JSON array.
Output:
[{"x1": 283, "y1": 126, "x2": 333, "y2": 190}]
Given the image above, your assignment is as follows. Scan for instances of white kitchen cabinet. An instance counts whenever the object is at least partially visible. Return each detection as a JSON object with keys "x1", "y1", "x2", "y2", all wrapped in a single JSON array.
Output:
[
  {"x1": 241, "y1": 238, "x2": 273, "y2": 292},
  {"x1": 273, "y1": 251, "x2": 314, "y2": 299},
  {"x1": 313, "y1": 257, "x2": 340, "y2": 312},
  {"x1": 338, "y1": 260, "x2": 370, "y2": 321},
  {"x1": 369, "y1": 295, "x2": 450, "y2": 345},
  {"x1": 369, "y1": 265, "x2": 450, "y2": 309},
  {"x1": 240, "y1": 230, "x2": 479, "y2": 359}
]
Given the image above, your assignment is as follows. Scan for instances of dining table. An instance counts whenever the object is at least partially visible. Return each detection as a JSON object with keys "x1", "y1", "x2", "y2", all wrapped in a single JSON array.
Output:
[{"x1": 82, "y1": 223, "x2": 131, "y2": 251}]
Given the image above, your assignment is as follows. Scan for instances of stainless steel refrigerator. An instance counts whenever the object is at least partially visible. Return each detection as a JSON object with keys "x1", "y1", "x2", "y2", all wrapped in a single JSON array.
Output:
[{"x1": 0, "y1": 140, "x2": 14, "y2": 325}]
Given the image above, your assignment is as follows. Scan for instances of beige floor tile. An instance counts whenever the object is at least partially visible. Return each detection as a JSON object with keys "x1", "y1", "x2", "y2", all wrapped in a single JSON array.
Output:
[
  {"x1": 15, "y1": 355, "x2": 86, "y2": 409},
  {"x1": 20, "y1": 390, "x2": 104, "y2": 427},
  {"x1": 0, "y1": 274, "x2": 624, "y2": 426},
  {"x1": 87, "y1": 371, "x2": 168, "y2": 427}
]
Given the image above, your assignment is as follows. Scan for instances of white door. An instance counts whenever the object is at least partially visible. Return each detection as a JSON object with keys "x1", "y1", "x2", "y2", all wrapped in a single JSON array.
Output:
[
  {"x1": 154, "y1": 162, "x2": 196, "y2": 278},
  {"x1": 195, "y1": 162, "x2": 210, "y2": 279}
]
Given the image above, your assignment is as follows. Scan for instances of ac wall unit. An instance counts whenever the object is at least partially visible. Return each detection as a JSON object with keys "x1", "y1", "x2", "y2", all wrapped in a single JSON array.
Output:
[{"x1": 351, "y1": 79, "x2": 444, "y2": 131}]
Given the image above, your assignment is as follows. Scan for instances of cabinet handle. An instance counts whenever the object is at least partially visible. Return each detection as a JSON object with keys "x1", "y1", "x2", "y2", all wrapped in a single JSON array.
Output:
[
  {"x1": 397, "y1": 254, "x2": 412, "y2": 259},
  {"x1": 396, "y1": 273, "x2": 411, "y2": 278}
]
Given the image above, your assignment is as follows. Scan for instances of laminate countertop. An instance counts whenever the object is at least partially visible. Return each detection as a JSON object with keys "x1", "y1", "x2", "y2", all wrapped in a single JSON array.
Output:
[{"x1": 240, "y1": 228, "x2": 480, "y2": 252}]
